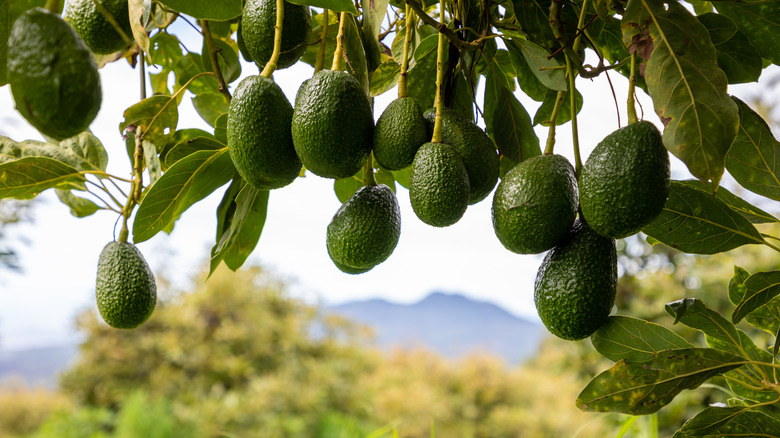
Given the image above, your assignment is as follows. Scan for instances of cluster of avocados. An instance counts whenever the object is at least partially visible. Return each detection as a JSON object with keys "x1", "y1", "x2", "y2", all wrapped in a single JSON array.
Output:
[{"x1": 492, "y1": 121, "x2": 670, "y2": 340}]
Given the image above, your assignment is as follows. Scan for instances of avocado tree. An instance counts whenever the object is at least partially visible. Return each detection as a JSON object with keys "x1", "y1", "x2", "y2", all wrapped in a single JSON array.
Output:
[{"x1": 1, "y1": 0, "x2": 779, "y2": 435}]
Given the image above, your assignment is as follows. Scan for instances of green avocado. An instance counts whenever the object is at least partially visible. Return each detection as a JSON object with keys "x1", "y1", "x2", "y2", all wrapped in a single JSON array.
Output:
[
  {"x1": 373, "y1": 97, "x2": 428, "y2": 170},
  {"x1": 534, "y1": 219, "x2": 617, "y2": 341},
  {"x1": 291, "y1": 70, "x2": 374, "y2": 179},
  {"x1": 227, "y1": 75, "x2": 301, "y2": 190},
  {"x1": 492, "y1": 154, "x2": 578, "y2": 254},
  {"x1": 95, "y1": 241, "x2": 157, "y2": 329},
  {"x1": 327, "y1": 184, "x2": 401, "y2": 274},
  {"x1": 65, "y1": 0, "x2": 133, "y2": 54},
  {"x1": 579, "y1": 121, "x2": 670, "y2": 239},
  {"x1": 8, "y1": 8, "x2": 102, "y2": 140},
  {"x1": 241, "y1": 0, "x2": 311, "y2": 69},
  {"x1": 409, "y1": 142, "x2": 470, "y2": 227},
  {"x1": 423, "y1": 108, "x2": 499, "y2": 204}
]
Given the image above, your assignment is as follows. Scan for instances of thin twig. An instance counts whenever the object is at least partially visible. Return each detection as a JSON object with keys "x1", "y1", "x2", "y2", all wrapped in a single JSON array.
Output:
[{"x1": 202, "y1": 21, "x2": 232, "y2": 102}]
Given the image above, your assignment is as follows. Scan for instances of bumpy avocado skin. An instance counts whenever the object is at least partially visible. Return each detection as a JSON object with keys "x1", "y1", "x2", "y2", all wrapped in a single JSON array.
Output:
[
  {"x1": 409, "y1": 142, "x2": 470, "y2": 227},
  {"x1": 534, "y1": 219, "x2": 617, "y2": 341},
  {"x1": 65, "y1": 0, "x2": 133, "y2": 54},
  {"x1": 373, "y1": 97, "x2": 428, "y2": 170},
  {"x1": 579, "y1": 121, "x2": 670, "y2": 239},
  {"x1": 423, "y1": 108, "x2": 500, "y2": 204},
  {"x1": 241, "y1": 0, "x2": 311, "y2": 69},
  {"x1": 327, "y1": 184, "x2": 401, "y2": 274},
  {"x1": 96, "y1": 241, "x2": 157, "y2": 329},
  {"x1": 8, "y1": 8, "x2": 102, "y2": 140},
  {"x1": 291, "y1": 70, "x2": 374, "y2": 179},
  {"x1": 227, "y1": 75, "x2": 301, "y2": 190},
  {"x1": 492, "y1": 154, "x2": 578, "y2": 254}
]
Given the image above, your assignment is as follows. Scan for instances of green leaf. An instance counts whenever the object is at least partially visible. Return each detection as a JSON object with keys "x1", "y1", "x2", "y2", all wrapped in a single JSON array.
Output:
[
  {"x1": 591, "y1": 316, "x2": 692, "y2": 362},
  {"x1": 730, "y1": 266, "x2": 780, "y2": 335},
  {"x1": 119, "y1": 96, "x2": 179, "y2": 148},
  {"x1": 142, "y1": 140, "x2": 162, "y2": 187},
  {"x1": 133, "y1": 148, "x2": 236, "y2": 243},
  {"x1": 164, "y1": 137, "x2": 225, "y2": 168},
  {"x1": 673, "y1": 406, "x2": 780, "y2": 438},
  {"x1": 483, "y1": 71, "x2": 540, "y2": 164},
  {"x1": 341, "y1": 13, "x2": 368, "y2": 92},
  {"x1": 576, "y1": 348, "x2": 745, "y2": 415},
  {"x1": 0, "y1": 157, "x2": 86, "y2": 199},
  {"x1": 210, "y1": 182, "x2": 269, "y2": 273},
  {"x1": 369, "y1": 60, "x2": 400, "y2": 97},
  {"x1": 729, "y1": 265, "x2": 751, "y2": 306},
  {"x1": 334, "y1": 177, "x2": 363, "y2": 203},
  {"x1": 642, "y1": 181, "x2": 765, "y2": 254},
  {"x1": 725, "y1": 97, "x2": 780, "y2": 202},
  {"x1": 480, "y1": 49, "x2": 515, "y2": 91},
  {"x1": 58, "y1": 132, "x2": 109, "y2": 174},
  {"x1": 192, "y1": 92, "x2": 229, "y2": 127},
  {"x1": 55, "y1": 189, "x2": 100, "y2": 218},
  {"x1": 210, "y1": 177, "x2": 243, "y2": 275},
  {"x1": 622, "y1": 0, "x2": 739, "y2": 188},
  {"x1": 697, "y1": 13, "x2": 762, "y2": 85},
  {"x1": 175, "y1": 53, "x2": 220, "y2": 95},
  {"x1": 156, "y1": 0, "x2": 241, "y2": 20},
  {"x1": 201, "y1": 37, "x2": 241, "y2": 84},
  {"x1": 374, "y1": 169, "x2": 396, "y2": 192},
  {"x1": 533, "y1": 88, "x2": 583, "y2": 127},
  {"x1": 510, "y1": 0, "x2": 558, "y2": 50},
  {"x1": 148, "y1": 32, "x2": 183, "y2": 71},
  {"x1": 406, "y1": 38, "x2": 439, "y2": 113},
  {"x1": 391, "y1": 167, "x2": 411, "y2": 189},
  {"x1": 214, "y1": 114, "x2": 228, "y2": 144},
  {"x1": 506, "y1": 38, "x2": 567, "y2": 92},
  {"x1": 506, "y1": 40, "x2": 547, "y2": 101},
  {"x1": 676, "y1": 180, "x2": 778, "y2": 224},
  {"x1": 733, "y1": 271, "x2": 780, "y2": 324},
  {"x1": 128, "y1": 0, "x2": 150, "y2": 54},
  {"x1": 713, "y1": 0, "x2": 780, "y2": 65},
  {"x1": 288, "y1": 0, "x2": 357, "y2": 15}
]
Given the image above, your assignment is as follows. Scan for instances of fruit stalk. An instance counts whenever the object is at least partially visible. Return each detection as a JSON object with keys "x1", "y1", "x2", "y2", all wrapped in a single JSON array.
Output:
[
  {"x1": 260, "y1": 0, "x2": 286, "y2": 78},
  {"x1": 202, "y1": 21, "x2": 232, "y2": 101},
  {"x1": 566, "y1": 57, "x2": 582, "y2": 175},
  {"x1": 314, "y1": 9, "x2": 329, "y2": 73},
  {"x1": 44, "y1": 0, "x2": 60, "y2": 13},
  {"x1": 431, "y1": 0, "x2": 447, "y2": 144},
  {"x1": 363, "y1": 153, "x2": 377, "y2": 186},
  {"x1": 331, "y1": 11, "x2": 348, "y2": 71},
  {"x1": 543, "y1": 91, "x2": 566, "y2": 154},
  {"x1": 398, "y1": 5, "x2": 415, "y2": 99},
  {"x1": 627, "y1": 52, "x2": 638, "y2": 125}
]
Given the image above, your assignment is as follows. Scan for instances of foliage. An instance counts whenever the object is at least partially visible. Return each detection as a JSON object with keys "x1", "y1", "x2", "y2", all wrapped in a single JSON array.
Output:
[
  {"x1": 1, "y1": 0, "x2": 779, "y2": 435},
  {"x1": 0, "y1": 385, "x2": 71, "y2": 437},
  {"x1": 0, "y1": 199, "x2": 33, "y2": 272}
]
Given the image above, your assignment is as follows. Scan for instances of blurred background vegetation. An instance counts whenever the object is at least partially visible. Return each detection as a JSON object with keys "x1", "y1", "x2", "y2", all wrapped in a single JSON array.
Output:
[{"x1": 0, "y1": 219, "x2": 777, "y2": 437}]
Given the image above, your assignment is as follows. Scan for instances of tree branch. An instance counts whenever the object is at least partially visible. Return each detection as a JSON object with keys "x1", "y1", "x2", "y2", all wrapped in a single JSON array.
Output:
[{"x1": 404, "y1": 0, "x2": 480, "y2": 51}]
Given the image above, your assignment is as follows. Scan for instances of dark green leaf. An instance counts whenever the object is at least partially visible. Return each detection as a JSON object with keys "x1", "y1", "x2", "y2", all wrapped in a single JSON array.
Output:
[
  {"x1": 0, "y1": 157, "x2": 85, "y2": 199},
  {"x1": 55, "y1": 189, "x2": 100, "y2": 218},
  {"x1": 164, "y1": 137, "x2": 225, "y2": 168},
  {"x1": 175, "y1": 53, "x2": 220, "y2": 95},
  {"x1": 334, "y1": 177, "x2": 363, "y2": 203},
  {"x1": 576, "y1": 348, "x2": 745, "y2": 415},
  {"x1": 506, "y1": 40, "x2": 547, "y2": 101},
  {"x1": 156, "y1": 0, "x2": 241, "y2": 20},
  {"x1": 725, "y1": 97, "x2": 780, "y2": 202},
  {"x1": 481, "y1": 49, "x2": 515, "y2": 91},
  {"x1": 369, "y1": 60, "x2": 400, "y2": 97},
  {"x1": 192, "y1": 92, "x2": 229, "y2": 127},
  {"x1": 713, "y1": 0, "x2": 780, "y2": 65},
  {"x1": 341, "y1": 12, "x2": 368, "y2": 92},
  {"x1": 623, "y1": 0, "x2": 739, "y2": 187},
  {"x1": 406, "y1": 39, "x2": 439, "y2": 113},
  {"x1": 642, "y1": 181, "x2": 765, "y2": 254},
  {"x1": 119, "y1": 96, "x2": 179, "y2": 148},
  {"x1": 484, "y1": 71, "x2": 540, "y2": 164},
  {"x1": 58, "y1": 132, "x2": 109, "y2": 173},
  {"x1": 210, "y1": 177, "x2": 243, "y2": 275},
  {"x1": 727, "y1": 265, "x2": 780, "y2": 335},
  {"x1": 774, "y1": 326, "x2": 780, "y2": 357},
  {"x1": 133, "y1": 148, "x2": 235, "y2": 243},
  {"x1": 201, "y1": 37, "x2": 241, "y2": 84},
  {"x1": 533, "y1": 87, "x2": 583, "y2": 127},
  {"x1": 210, "y1": 183, "x2": 269, "y2": 272},
  {"x1": 676, "y1": 180, "x2": 778, "y2": 224},
  {"x1": 510, "y1": 0, "x2": 558, "y2": 50},
  {"x1": 288, "y1": 0, "x2": 357, "y2": 15},
  {"x1": 673, "y1": 406, "x2": 780, "y2": 438},
  {"x1": 729, "y1": 265, "x2": 751, "y2": 305},
  {"x1": 214, "y1": 114, "x2": 228, "y2": 144},
  {"x1": 733, "y1": 271, "x2": 780, "y2": 324},
  {"x1": 698, "y1": 13, "x2": 762, "y2": 84},
  {"x1": 591, "y1": 316, "x2": 692, "y2": 362},
  {"x1": 507, "y1": 38, "x2": 567, "y2": 92},
  {"x1": 587, "y1": 15, "x2": 647, "y2": 92}
]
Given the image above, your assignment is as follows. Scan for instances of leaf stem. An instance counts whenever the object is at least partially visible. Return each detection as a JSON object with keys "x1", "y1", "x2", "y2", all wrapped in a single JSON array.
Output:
[
  {"x1": 398, "y1": 5, "x2": 415, "y2": 99},
  {"x1": 88, "y1": 180, "x2": 124, "y2": 209},
  {"x1": 331, "y1": 12, "x2": 348, "y2": 71},
  {"x1": 627, "y1": 52, "x2": 638, "y2": 124},
  {"x1": 430, "y1": 0, "x2": 447, "y2": 144},
  {"x1": 566, "y1": 57, "x2": 582, "y2": 175},
  {"x1": 259, "y1": 0, "x2": 285, "y2": 79},
  {"x1": 314, "y1": 9, "x2": 329, "y2": 73},
  {"x1": 202, "y1": 21, "x2": 232, "y2": 102},
  {"x1": 543, "y1": 91, "x2": 566, "y2": 155}
]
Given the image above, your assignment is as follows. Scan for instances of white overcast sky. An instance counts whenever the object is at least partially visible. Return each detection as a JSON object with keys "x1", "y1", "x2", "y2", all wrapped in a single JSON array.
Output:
[{"x1": 0, "y1": 17, "x2": 777, "y2": 350}]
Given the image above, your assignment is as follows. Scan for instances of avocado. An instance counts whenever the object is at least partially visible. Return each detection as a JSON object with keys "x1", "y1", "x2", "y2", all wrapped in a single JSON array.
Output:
[
  {"x1": 579, "y1": 121, "x2": 670, "y2": 239},
  {"x1": 65, "y1": 0, "x2": 132, "y2": 54},
  {"x1": 96, "y1": 241, "x2": 157, "y2": 329},
  {"x1": 373, "y1": 97, "x2": 428, "y2": 170},
  {"x1": 423, "y1": 108, "x2": 500, "y2": 204},
  {"x1": 241, "y1": 0, "x2": 311, "y2": 69},
  {"x1": 534, "y1": 219, "x2": 617, "y2": 341},
  {"x1": 409, "y1": 142, "x2": 470, "y2": 227},
  {"x1": 7, "y1": 8, "x2": 102, "y2": 140},
  {"x1": 291, "y1": 70, "x2": 374, "y2": 179},
  {"x1": 492, "y1": 154, "x2": 578, "y2": 254},
  {"x1": 327, "y1": 184, "x2": 401, "y2": 274},
  {"x1": 227, "y1": 75, "x2": 301, "y2": 190}
]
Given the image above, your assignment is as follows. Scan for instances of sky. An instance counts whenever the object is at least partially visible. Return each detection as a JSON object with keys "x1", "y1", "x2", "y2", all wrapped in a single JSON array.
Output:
[{"x1": 0, "y1": 18, "x2": 777, "y2": 351}]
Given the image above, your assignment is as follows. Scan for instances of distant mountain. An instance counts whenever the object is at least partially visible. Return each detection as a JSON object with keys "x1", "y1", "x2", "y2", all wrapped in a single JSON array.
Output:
[
  {"x1": 327, "y1": 292, "x2": 545, "y2": 364},
  {"x1": 0, "y1": 344, "x2": 79, "y2": 388}
]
